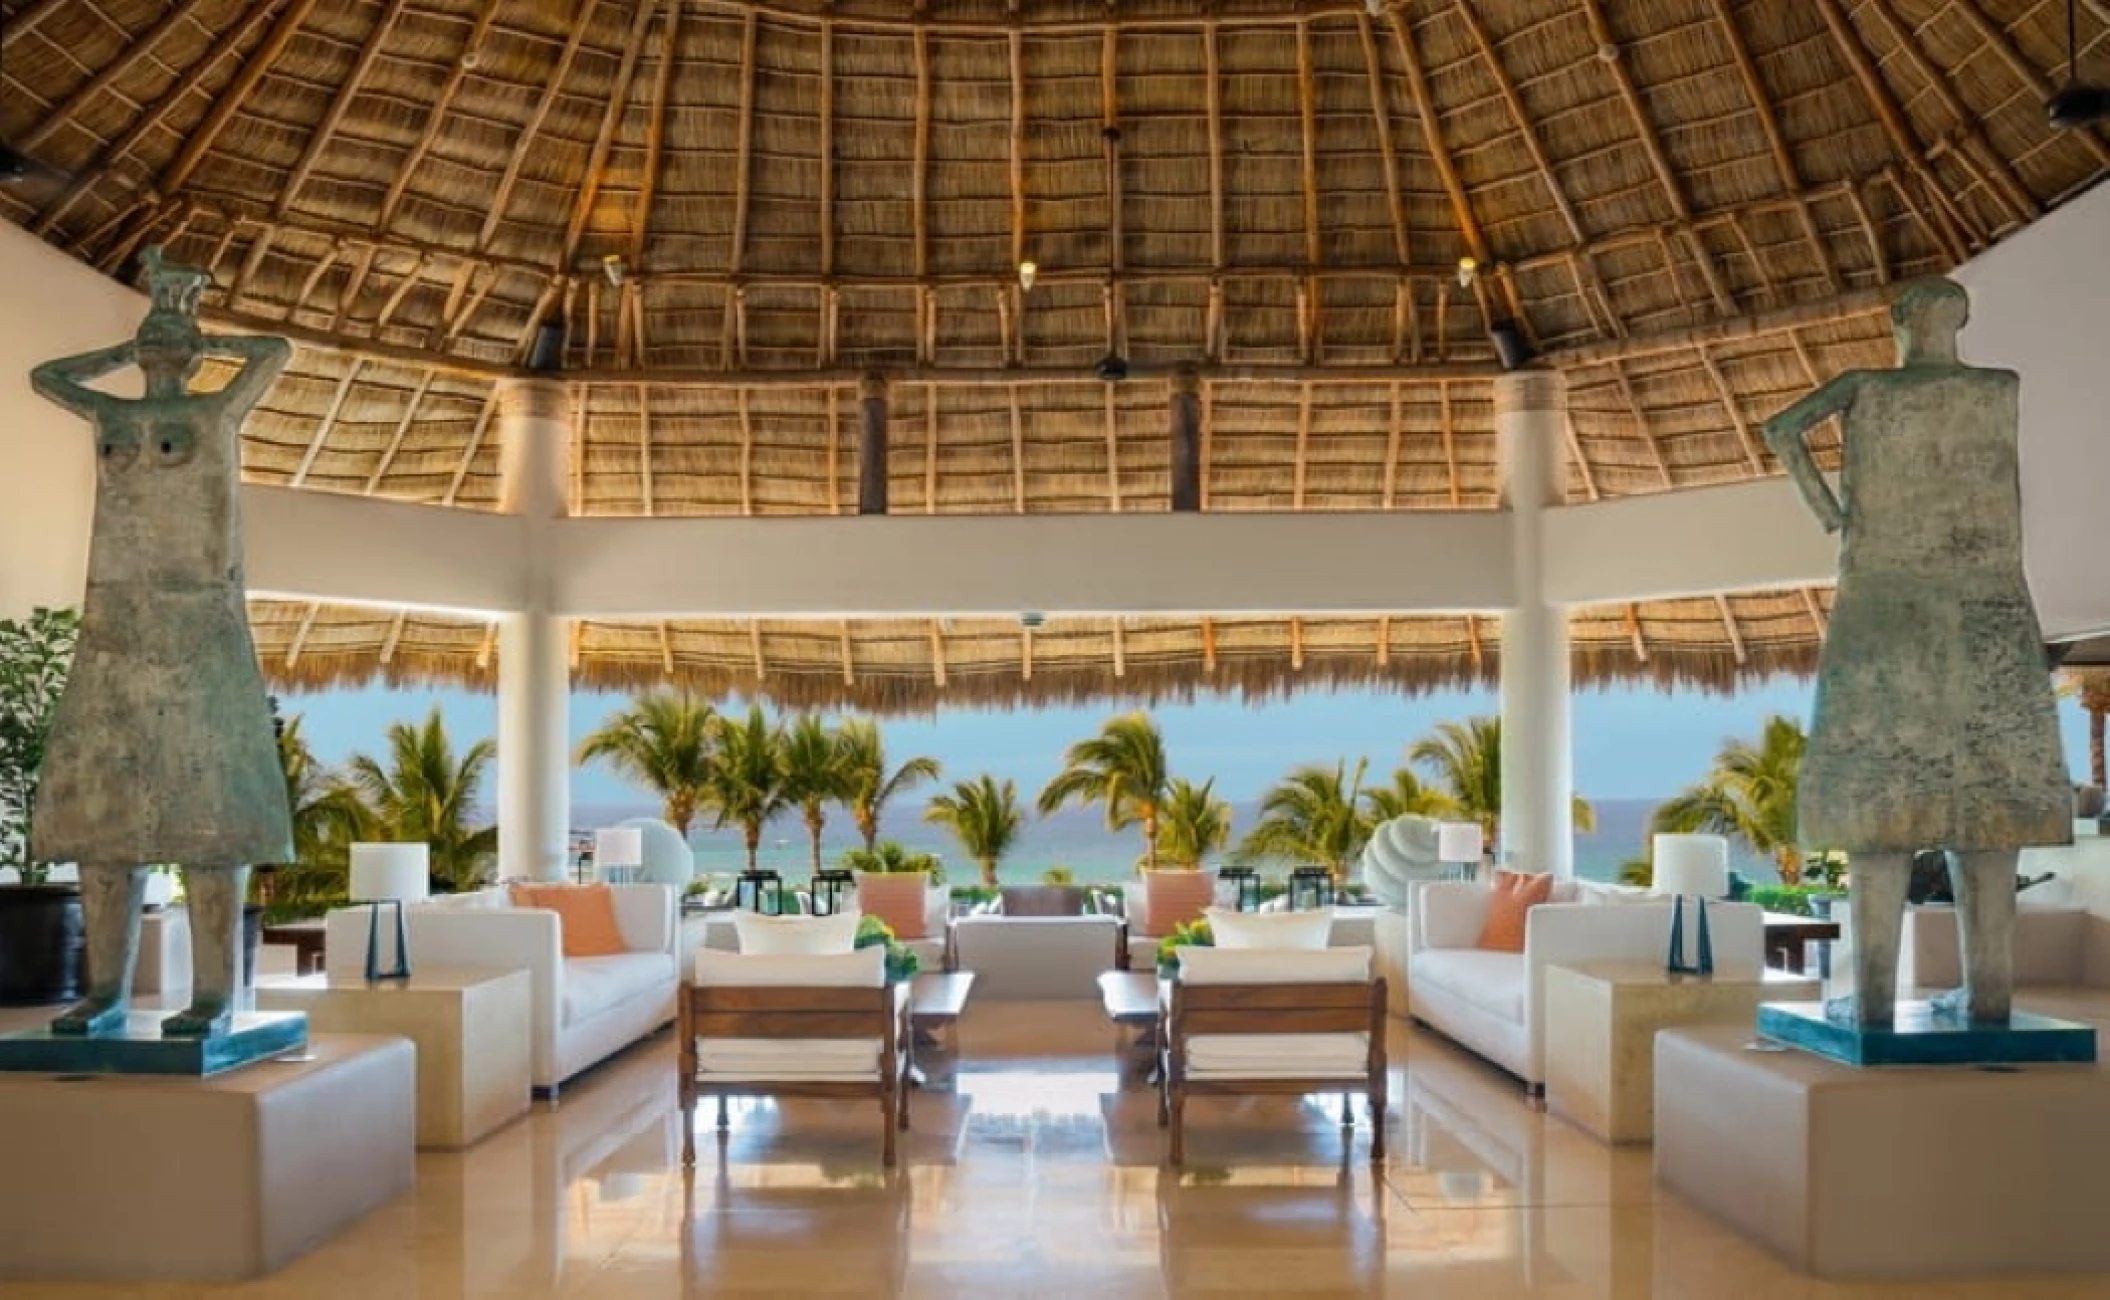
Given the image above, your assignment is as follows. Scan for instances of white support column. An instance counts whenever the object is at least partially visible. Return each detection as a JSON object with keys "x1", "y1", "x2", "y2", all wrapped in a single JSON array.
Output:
[
  {"x1": 1496, "y1": 371, "x2": 1573, "y2": 877},
  {"x1": 495, "y1": 378, "x2": 571, "y2": 883}
]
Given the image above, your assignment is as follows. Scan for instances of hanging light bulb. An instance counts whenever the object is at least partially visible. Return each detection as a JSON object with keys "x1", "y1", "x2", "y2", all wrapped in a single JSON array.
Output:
[
  {"x1": 602, "y1": 253, "x2": 628, "y2": 287},
  {"x1": 1018, "y1": 260, "x2": 1038, "y2": 292},
  {"x1": 1456, "y1": 256, "x2": 1477, "y2": 289}
]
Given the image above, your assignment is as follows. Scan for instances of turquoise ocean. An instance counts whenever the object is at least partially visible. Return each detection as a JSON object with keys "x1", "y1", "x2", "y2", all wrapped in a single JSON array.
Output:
[{"x1": 572, "y1": 797, "x2": 1780, "y2": 887}]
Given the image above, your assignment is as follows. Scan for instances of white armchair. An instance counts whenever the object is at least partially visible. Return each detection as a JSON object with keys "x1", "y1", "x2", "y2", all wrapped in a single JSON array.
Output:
[
  {"x1": 325, "y1": 884, "x2": 679, "y2": 1095},
  {"x1": 1407, "y1": 880, "x2": 1763, "y2": 1089}
]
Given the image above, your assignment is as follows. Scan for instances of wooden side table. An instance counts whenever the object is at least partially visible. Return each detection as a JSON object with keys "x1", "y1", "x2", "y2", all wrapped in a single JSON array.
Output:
[
  {"x1": 254, "y1": 967, "x2": 532, "y2": 1149},
  {"x1": 1543, "y1": 960, "x2": 1818, "y2": 1144}
]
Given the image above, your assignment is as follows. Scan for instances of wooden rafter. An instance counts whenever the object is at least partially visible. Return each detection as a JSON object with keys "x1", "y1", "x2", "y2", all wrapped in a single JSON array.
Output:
[
  {"x1": 479, "y1": 1, "x2": 600, "y2": 251},
  {"x1": 1451, "y1": 0, "x2": 1583, "y2": 245},
  {"x1": 1439, "y1": 380, "x2": 1461, "y2": 506},
  {"x1": 1696, "y1": 349, "x2": 1767, "y2": 473},
  {"x1": 1383, "y1": 383, "x2": 1404, "y2": 509},
  {"x1": 1104, "y1": 386, "x2": 1122, "y2": 512},
  {"x1": 750, "y1": 622, "x2": 767, "y2": 680},
  {"x1": 564, "y1": 0, "x2": 660, "y2": 267},
  {"x1": 912, "y1": 24, "x2": 933, "y2": 360},
  {"x1": 1704, "y1": 0, "x2": 1840, "y2": 291},
  {"x1": 1202, "y1": 618, "x2": 1219, "y2": 673},
  {"x1": 1296, "y1": 20, "x2": 1321, "y2": 271},
  {"x1": 839, "y1": 621, "x2": 855, "y2": 686},
  {"x1": 1801, "y1": 588, "x2": 1830, "y2": 639},
  {"x1": 1205, "y1": 22, "x2": 1226, "y2": 273},
  {"x1": 825, "y1": 387, "x2": 841, "y2": 515},
  {"x1": 379, "y1": 0, "x2": 506, "y2": 231},
  {"x1": 1293, "y1": 385, "x2": 1311, "y2": 509},
  {"x1": 924, "y1": 385, "x2": 940, "y2": 513},
  {"x1": 442, "y1": 390, "x2": 502, "y2": 507},
  {"x1": 1550, "y1": 282, "x2": 1899, "y2": 367},
  {"x1": 737, "y1": 386, "x2": 755, "y2": 516},
  {"x1": 930, "y1": 620, "x2": 948, "y2": 688},
  {"x1": 1856, "y1": 0, "x2": 2039, "y2": 224},
  {"x1": 363, "y1": 370, "x2": 435, "y2": 493},
  {"x1": 20, "y1": 0, "x2": 214, "y2": 154},
  {"x1": 820, "y1": 17, "x2": 837, "y2": 279},
  {"x1": 1009, "y1": 387, "x2": 1026, "y2": 513},
  {"x1": 291, "y1": 361, "x2": 365, "y2": 488},
  {"x1": 1714, "y1": 595, "x2": 1749, "y2": 666},
  {"x1": 1354, "y1": 13, "x2": 1409, "y2": 265},
  {"x1": 633, "y1": 0, "x2": 681, "y2": 266},
  {"x1": 1112, "y1": 619, "x2": 1127, "y2": 679},
  {"x1": 1579, "y1": 0, "x2": 1733, "y2": 316},
  {"x1": 279, "y1": 0, "x2": 410, "y2": 220},
  {"x1": 0, "y1": 0, "x2": 72, "y2": 49},
  {"x1": 379, "y1": 610, "x2": 407, "y2": 666},
  {"x1": 1949, "y1": 0, "x2": 2109, "y2": 167},
  {"x1": 1842, "y1": 181, "x2": 1889, "y2": 285},
  {"x1": 1609, "y1": 360, "x2": 1677, "y2": 489},
  {"x1": 158, "y1": 0, "x2": 322, "y2": 199},
  {"x1": 1020, "y1": 624, "x2": 1034, "y2": 681},
  {"x1": 1623, "y1": 605, "x2": 1649, "y2": 664},
  {"x1": 1386, "y1": 8, "x2": 1486, "y2": 266},
  {"x1": 1374, "y1": 616, "x2": 1389, "y2": 668},
  {"x1": 659, "y1": 621, "x2": 676, "y2": 675},
  {"x1": 285, "y1": 604, "x2": 321, "y2": 668},
  {"x1": 639, "y1": 384, "x2": 657, "y2": 515}
]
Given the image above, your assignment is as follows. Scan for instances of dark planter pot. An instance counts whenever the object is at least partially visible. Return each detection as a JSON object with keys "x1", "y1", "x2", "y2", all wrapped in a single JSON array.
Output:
[{"x1": 0, "y1": 884, "x2": 86, "y2": 1006}]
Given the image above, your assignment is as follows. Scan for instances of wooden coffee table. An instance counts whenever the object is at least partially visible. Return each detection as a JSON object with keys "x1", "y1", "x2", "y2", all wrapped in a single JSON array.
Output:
[
  {"x1": 908, "y1": 971, "x2": 975, "y2": 1085},
  {"x1": 1098, "y1": 970, "x2": 1162, "y2": 1079}
]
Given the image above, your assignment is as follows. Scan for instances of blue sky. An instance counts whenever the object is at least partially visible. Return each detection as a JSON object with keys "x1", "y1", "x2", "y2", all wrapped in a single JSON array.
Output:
[{"x1": 279, "y1": 677, "x2": 2094, "y2": 807}]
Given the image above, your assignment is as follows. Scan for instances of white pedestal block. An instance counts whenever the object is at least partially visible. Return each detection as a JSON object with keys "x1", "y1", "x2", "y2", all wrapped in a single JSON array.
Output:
[
  {"x1": 1371, "y1": 909, "x2": 1413, "y2": 1017},
  {"x1": 1655, "y1": 1023, "x2": 2110, "y2": 1279},
  {"x1": 135, "y1": 906, "x2": 191, "y2": 995},
  {"x1": 0, "y1": 1034, "x2": 415, "y2": 1283}
]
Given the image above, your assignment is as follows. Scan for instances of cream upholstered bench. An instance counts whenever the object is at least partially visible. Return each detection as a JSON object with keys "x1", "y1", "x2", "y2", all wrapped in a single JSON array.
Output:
[{"x1": 951, "y1": 914, "x2": 1122, "y2": 998}]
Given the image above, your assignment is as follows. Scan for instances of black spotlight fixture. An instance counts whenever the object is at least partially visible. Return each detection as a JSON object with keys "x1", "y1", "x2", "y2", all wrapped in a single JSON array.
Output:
[
  {"x1": 1488, "y1": 319, "x2": 1535, "y2": 372},
  {"x1": 1096, "y1": 353, "x2": 1129, "y2": 382},
  {"x1": 525, "y1": 316, "x2": 566, "y2": 372}
]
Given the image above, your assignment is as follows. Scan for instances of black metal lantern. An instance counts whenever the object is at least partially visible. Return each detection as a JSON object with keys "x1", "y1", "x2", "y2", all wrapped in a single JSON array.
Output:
[
  {"x1": 810, "y1": 869, "x2": 856, "y2": 916},
  {"x1": 1288, "y1": 866, "x2": 1336, "y2": 911},
  {"x1": 735, "y1": 869, "x2": 784, "y2": 915},
  {"x1": 1216, "y1": 866, "x2": 1262, "y2": 912}
]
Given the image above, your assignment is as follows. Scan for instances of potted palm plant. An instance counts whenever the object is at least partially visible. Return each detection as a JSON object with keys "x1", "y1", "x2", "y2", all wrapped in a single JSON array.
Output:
[{"x1": 0, "y1": 607, "x2": 84, "y2": 1005}]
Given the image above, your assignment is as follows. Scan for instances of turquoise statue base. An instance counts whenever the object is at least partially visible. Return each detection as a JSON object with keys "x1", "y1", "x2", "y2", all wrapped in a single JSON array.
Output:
[
  {"x1": 1756, "y1": 1000, "x2": 2096, "y2": 1067},
  {"x1": 0, "y1": 1011, "x2": 308, "y2": 1076}
]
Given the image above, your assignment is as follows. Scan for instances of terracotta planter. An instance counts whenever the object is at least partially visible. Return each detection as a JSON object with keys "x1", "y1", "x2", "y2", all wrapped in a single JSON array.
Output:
[{"x1": 0, "y1": 883, "x2": 85, "y2": 1006}]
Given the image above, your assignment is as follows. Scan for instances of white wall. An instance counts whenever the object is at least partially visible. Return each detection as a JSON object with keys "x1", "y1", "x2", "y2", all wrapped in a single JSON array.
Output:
[
  {"x1": 0, "y1": 222, "x2": 143, "y2": 616},
  {"x1": 1954, "y1": 180, "x2": 2110, "y2": 642}
]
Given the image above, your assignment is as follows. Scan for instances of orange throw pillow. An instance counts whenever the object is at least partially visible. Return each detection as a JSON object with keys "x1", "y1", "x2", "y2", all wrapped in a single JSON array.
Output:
[
  {"x1": 509, "y1": 883, "x2": 630, "y2": 958},
  {"x1": 1142, "y1": 869, "x2": 1216, "y2": 935},
  {"x1": 1475, "y1": 870, "x2": 1554, "y2": 953},
  {"x1": 855, "y1": 873, "x2": 931, "y2": 940}
]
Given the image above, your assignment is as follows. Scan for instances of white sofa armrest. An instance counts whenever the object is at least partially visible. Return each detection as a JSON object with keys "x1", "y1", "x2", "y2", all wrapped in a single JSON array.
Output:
[
  {"x1": 610, "y1": 884, "x2": 677, "y2": 955},
  {"x1": 1414, "y1": 882, "x2": 1492, "y2": 952}
]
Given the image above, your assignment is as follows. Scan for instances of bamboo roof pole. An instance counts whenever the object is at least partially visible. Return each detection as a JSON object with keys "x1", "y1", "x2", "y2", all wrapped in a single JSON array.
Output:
[
  {"x1": 1297, "y1": 19, "x2": 1322, "y2": 362},
  {"x1": 1385, "y1": 9, "x2": 1486, "y2": 271},
  {"x1": 1857, "y1": 0, "x2": 2039, "y2": 224},
  {"x1": 362, "y1": 371, "x2": 436, "y2": 494},
  {"x1": 478, "y1": 2, "x2": 600, "y2": 250},
  {"x1": 1384, "y1": 382, "x2": 1404, "y2": 509},
  {"x1": 1704, "y1": 0, "x2": 1841, "y2": 292},
  {"x1": 280, "y1": 0, "x2": 411, "y2": 221},
  {"x1": 738, "y1": 386, "x2": 756, "y2": 516},
  {"x1": 1550, "y1": 282, "x2": 1901, "y2": 367},
  {"x1": 19, "y1": 0, "x2": 214, "y2": 153},
  {"x1": 1623, "y1": 606, "x2": 1650, "y2": 664},
  {"x1": 820, "y1": 16, "x2": 837, "y2": 285},
  {"x1": 1105, "y1": 383, "x2": 1123, "y2": 512},
  {"x1": 379, "y1": 0, "x2": 507, "y2": 232},
  {"x1": 285, "y1": 604, "x2": 321, "y2": 670},
  {"x1": 931, "y1": 622, "x2": 948, "y2": 689},
  {"x1": 1578, "y1": 0, "x2": 1734, "y2": 317},
  {"x1": 1697, "y1": 350, "x2": 1768, "y2": 473},
  {"x1": 1200, "y1": 381, "x2": 1216, "y2": 510},
  {"x1": 1009, "y1": 388, "x2": 1026, "y2": 513},
  {"x1": 633, "y1": 0, "x2": 681, "y2": 267},
  {"x1": 750, "y1": 623, "x2": 767, "y2": 680},
  {"x1": 839, "y1": 622, "x2": 855, "y2": 686},
  {"x1": 1842, "y1": 181, "x2": 1890, "y2": 285},
  {"x1": 563, "y1": 0, "x2": 660, "y2": 266},
  {"x1": 1811, "y1": 0, "x2": 1969, "y2": 264},
  {"x1": 1008, "y1": 24, "x2": 1028, "y2": 365},
  {"x1": 1103, "y1": 24, "x2": 1126, "y2": 357},
  {"x1": 912, "y1": 24, "x2": 933, "y2": 364},
  {"x1": 1354, "y1": 13, "x2": 1410, "y2": 266},
  {"x1": 826, "y1": 387, "x2": 841, "y2": 514},
  {"x1": 379, "y1": 611, "x2": 407, "y2": 666},
  {"x1": 724, "y1": 12, "x2": 759, "y2": 368},
  {"x1": 1112, "y1": 620, "x2": 1127, "y2": 679},
  {"x1": 924, "y1": 386, "x2": 940, "y2": 513},
  {"x1": 0, "y1": 0, "x2": 72, "y2": 49},
  {"x1": 639, "y1": 383, "x2": 656, "y2": 515},
  {"x1": 1021, "y1": 625, "x2": 1034, "y2": 682},
  {"x1": 857, "y1": 374, "x2": 888, "y2": 515},
  {"x1": 1204, "y1": 21, "x2": 1226, "y2": 360},
  {"x1": 1203, "y1": 618, "x2": 1218, "y2": 674},
  {"x1": 1950, "y1": 0, "x2": 2109, "y2": 166},
  {"x1": 659, "y1": 623, "x2": 676, "y2": 676},
  {"x1": 158, "y1": 0, "x2": 322, "y2": 198},
  {"x1": 290, "y1": 361, "x2": 365, "y2": 488},
  {"x1": 1715, "y1": 595, "x2": 1749, "y2": 666},
  {"x1": 441, "y1": 388, "x2": 502, "y2": 507}
]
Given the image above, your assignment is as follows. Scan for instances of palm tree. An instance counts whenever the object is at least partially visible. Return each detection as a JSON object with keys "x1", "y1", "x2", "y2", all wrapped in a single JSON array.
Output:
[
  {"x1": 923, "y1": 775, "x2": 1026, "y2": 887},
  {"x1": 1409, "y1": 716, "x2": 1597, "y2": 852},
  {"x1": 1652, "y1": 714, "x2": 1807, "y2": 885},
  {"x1": 2062, "y1": 669, "x2": 2110, "y2": 790},
  {"x1": 266, "y1": 710, "x2": 368, "y2": 905},
  {"x1": 779, "y1": 714, "x2": 850, "y2": 873},
  {"x1": 1359, "y1": 766, "x2": 1458, "y2": 824},
  {"x1": 836, "y1": 718, "x2": 942, "y2": 851},
  {"x1": 1158, "y1": 777, "x2": 1233, "y2": 868},
  {"x1": 344, "y1": 707, "x2": 499, "y2": 891},
  {"x1": 700, "y1": 706, "x2": 792, "y2": 872},
  {"x1": 1038, "y1": 711, "x2": 1174, "y2": 870},
  {"x1": 1235, "y1": 759, "x2": 1371, "y2": 879},
  {"x1": 575, "y1": 691, "x2": 716, "y2": 836}
]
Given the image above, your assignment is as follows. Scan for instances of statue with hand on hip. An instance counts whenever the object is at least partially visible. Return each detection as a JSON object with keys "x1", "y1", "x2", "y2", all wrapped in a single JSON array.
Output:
[
  {"x1": 1765, "y1": 277, "x2": 2069, "y2": 1030},
  {"x1": 28, "y1": 247, "x2": 293, "y2": 1039}
]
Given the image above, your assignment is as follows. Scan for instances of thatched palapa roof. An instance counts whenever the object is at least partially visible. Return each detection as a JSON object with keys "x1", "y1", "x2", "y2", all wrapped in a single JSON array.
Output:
[{"x1": 3, "y1": 0, "x2": 2103, "y2": 707}]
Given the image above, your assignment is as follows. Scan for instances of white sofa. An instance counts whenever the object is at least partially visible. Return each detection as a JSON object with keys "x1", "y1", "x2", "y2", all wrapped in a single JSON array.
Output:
[
  {"x1": 1407, "y1": 879, "x2": 1764, "y2": 1089},
  {"x1": 325, "y1": 884, "x2": 679, "y2": 1095},
  {"x1": 1902, "y1": 903, "x2": 2110, "y2": 1027}
]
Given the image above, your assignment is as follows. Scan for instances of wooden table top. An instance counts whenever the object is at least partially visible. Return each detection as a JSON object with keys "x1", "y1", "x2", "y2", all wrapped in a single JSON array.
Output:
[
  {"x1": 1762, "y1": 912, "x2": 1842, "y2": 937},
  {"x1": 1098, "y1": 970, "x2": 1160, "y2": 1024},
  {"x1": 910, "y1": 971, "x2": 975, "y2": 1023}
]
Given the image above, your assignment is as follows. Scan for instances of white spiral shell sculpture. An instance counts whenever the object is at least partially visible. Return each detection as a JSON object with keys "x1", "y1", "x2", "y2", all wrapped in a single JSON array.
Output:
[{"x1": 1359, "y1": 814, "x2": 1445, "y2": 909}]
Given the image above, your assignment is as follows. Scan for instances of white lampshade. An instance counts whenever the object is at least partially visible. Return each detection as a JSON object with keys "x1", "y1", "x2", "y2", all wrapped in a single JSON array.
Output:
[
  {"x1": 1651, "y1": 833, "x2": 1730, "y2": 898},
  {"x1": 349, "y1": 842, "x2": 431, "y2": 904},
  {"x1": 595, "y1": 826, "x2": 645, "y2": 869},
  {"x1": 1436, "y1": 822, "x2": 1485, "y2": 865}
]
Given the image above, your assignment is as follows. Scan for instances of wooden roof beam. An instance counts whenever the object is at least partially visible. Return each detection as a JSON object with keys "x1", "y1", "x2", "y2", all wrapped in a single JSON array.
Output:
[
  {"x1": 633, "y1": 0, "x2": 681, "y2": 267},
  {"x1": 279, "y1": 0, "x2": 411, "y2": 220},
  {"x1": 379, "y1": 610, "x2": 407, "y2": 666},
  {"x1": 1857, "y1": 0, "x2": 2039, "y2": 225},
  {"x1": 930, "y1": 621, "x2": 948, "y2": 688},
  {"x1": 1704, "y1": 0, "x2": 1840, "y2": 292},
  {"x1": 1008, "y1": 26, "x2": 1028, "y2": 363},
  {"x1": 1355, "y1": 13, "x2": 1410, "y2": 266},
  {"x1": 839, "y1": 621, "x2": 855, "y2": 686},
  {"x1": 290, "y1": 360, "x2": 365, "y2": 488},
  {"x1": 1697, "y1": 348, "x2": 1768, "y2": 474},
  {"x1": 658, "y1": 621, "x2": 676, "y2": 675},
  {"x1": 285, "y1": 603, "x2": 321, "y2": 669},
  {"x1": 158, "y1": 0, "x2": 322, "y2": 198},
  {"x1": 1205, "y1": 22, "x2": 1226, "y2": 274},
  {"x1": 1386, "y1": 9, "x2": 1486, "y2": 268},
  {"x1": 379, "y1": 0, "x2": 506, "y2": 232},
  {"x1": 1610, "y1": 360, "x2": 1677, "y2": 490},
  {"x1": 1950, "y1": 0, "x2": 2110, "y2": 167},
  {"x1": 750, "y1": 622, "x2": 767, "y2": 680},
  {"x1": 1009, "y1": 388, "x2": 1026, "y2": 513},
  {"x1": 1384, "y1": 382, "x2": 1406, "y2": 509},
  {"x1": 563, "y1": 0, "x2": 659, "y2": 267},
  {"x1": 1624, "y1": 605, "x2": 1650, "y2": 664},
  {"x1": 1578, "y1": 0, "x2": 1734, "y2": 317},
  {"x1": 19, "y1": 0, "x2": 214, "y2": 154},
  {"x1": 363, "y1": 370, "x2": 435, "y2": 493},
  {"x1": 728, "y1": 10, "x2": 760, "y2": 279},
  {"x1": 1714, "y1": 595, "x2": 1749, "y2": 666},
  {"x1": 478, "y1": 1, "x2": 599, "y2": 251},
  {"x1": 639, "y1": 383, "x2": 657, "y2": 516},
  {"x1": 442, "y1": 390, "x2": 502, "y2": 507},
  {"x1": 1, "y1": 0, "x2": 73, "y2": 49},
  {"x1": 1549, "y1": 281, "x2": 1901, "y2": 368}
]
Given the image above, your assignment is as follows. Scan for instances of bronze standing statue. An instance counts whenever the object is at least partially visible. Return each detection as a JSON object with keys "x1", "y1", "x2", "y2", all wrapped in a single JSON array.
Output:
[
  {"x1": 28, "y1": 248, "x2": 293, "y2": 1039},
  {"x1": 1765, "y1": 277, "x2": 2070, "y2": 1030}
]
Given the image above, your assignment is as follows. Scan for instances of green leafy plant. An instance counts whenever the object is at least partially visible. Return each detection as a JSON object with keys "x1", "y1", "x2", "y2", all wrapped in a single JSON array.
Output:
[
  {"x1": 0, "y1": 607, "x2": 80, "y2": 886},
  {"x1": 1745, "y1": 884, "x2": 1841, "y2": 917},
  {"x1": 853, "y1": 913, "x2": 922, "y2": 982},
  {"x1": 840, "y1": 840, "x2": 945, "y2": 884},
  {"x1": 924, "y1": 773, "x2": 1026, "y2": 887},
  {"x1": 1041, "y1": 866, "x2": 1075, "y2": 885},
  {"x1": 1155, "y1": 917, "x2": 1214, "y2": 975}
]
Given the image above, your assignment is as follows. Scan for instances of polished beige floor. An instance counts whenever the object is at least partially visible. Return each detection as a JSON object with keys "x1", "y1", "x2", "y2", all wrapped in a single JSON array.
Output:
[{"x1": 0, "y1": 998, "x2": 2104, "y2": 1298}]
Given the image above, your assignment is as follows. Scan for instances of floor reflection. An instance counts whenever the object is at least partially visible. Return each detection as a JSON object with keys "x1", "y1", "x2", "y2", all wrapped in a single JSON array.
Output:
[{"x1": 5, "y1": 1000, "x2": 2110, "y2": 1297}]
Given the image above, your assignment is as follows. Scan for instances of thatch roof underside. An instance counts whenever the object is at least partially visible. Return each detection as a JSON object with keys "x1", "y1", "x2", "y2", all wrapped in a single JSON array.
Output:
[
  {"x1": 250, "y1": 586, "x2": 1834, "y2": 712},
  {"x1": 6, "y1": 0, "x2": 2102, "y2": 695}
]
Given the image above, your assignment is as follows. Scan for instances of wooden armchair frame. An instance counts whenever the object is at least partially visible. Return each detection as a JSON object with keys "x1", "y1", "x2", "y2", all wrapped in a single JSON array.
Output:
[
  {"x1": 678, "y1": 981, "x2": 912, "y2": 1167},
  {"x1": 1158, "y1": 977, "x2": 1388, "y2": 1166}
]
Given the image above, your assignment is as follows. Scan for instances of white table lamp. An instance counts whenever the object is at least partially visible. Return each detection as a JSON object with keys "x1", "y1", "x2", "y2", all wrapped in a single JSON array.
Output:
[
  {"x1": 350, "y1": 842, "x2": 430, "y2": 982},
  {"x1": 594, "y1": 826, "x2": 645, "y2": 884},
  {"x1": 1651, "y1": 833, "x2": 1728, "y2": 975},
  {"x1": 1436, "y1": 822, "x2": 1485, "y2": 880}
]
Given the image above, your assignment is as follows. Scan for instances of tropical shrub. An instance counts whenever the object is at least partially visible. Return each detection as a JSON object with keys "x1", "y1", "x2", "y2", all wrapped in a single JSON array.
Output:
[
  {"x1": 0, "y1": 607, "x2": 79, "y2": 885},
  {"x1": 840, "y1": 840, "x2": 945, "y2": 883},
  {"x1": 853, "y1": 914, "x2": 922, "y2": 982},
  {"x1": 1155, "y1": 917, "x2": 1214, "y2": 974}
]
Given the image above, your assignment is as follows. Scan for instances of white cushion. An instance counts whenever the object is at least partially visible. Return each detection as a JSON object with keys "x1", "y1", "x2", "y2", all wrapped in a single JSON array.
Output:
[
  {"x1": 1177, "y1": 945, "x2": 1372, "y2": 985},
  {"x1": 563, "y1": 952, "x2": 677, "y2": 1025},
  {"x1": 733, "y1": 909, "x2": 861, "y2": 955},
  {"x1": 693, "y1": 946, "x2": 886, "y2": 988},
  {"x1": 1574, "y1": 880, "x2": 1654, "y2": 906},
  {"x1": 1186, "y1": 1031, "x2": 1370, "y2": 1078},
  {"x1": 1408, "y1": 948, "x2": 1525, "y2": 1023},
  {"x1": 1205, "y1": 907, "x2": 1333, "y2": 950},
  {"x1": 695, "y1": 1037, "x2": 882, "y2": 1078}
]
